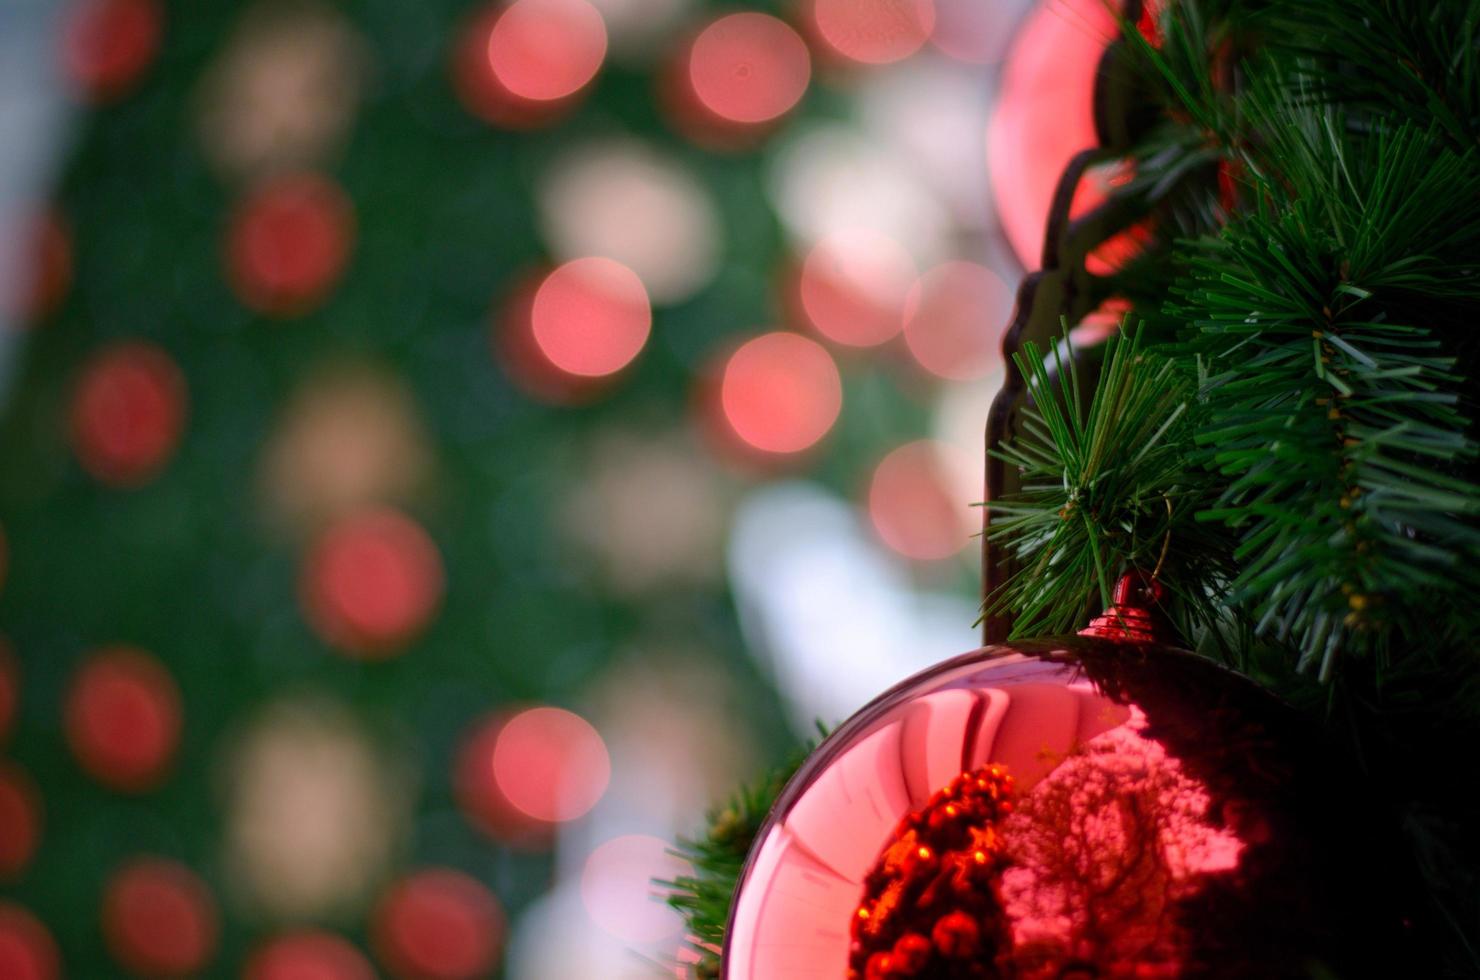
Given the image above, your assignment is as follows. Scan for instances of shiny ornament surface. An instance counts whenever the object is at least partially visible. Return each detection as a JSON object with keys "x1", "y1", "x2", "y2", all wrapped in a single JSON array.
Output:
[{"x1": 724, "y1": 632, "x2": 1414, "y2": 977}]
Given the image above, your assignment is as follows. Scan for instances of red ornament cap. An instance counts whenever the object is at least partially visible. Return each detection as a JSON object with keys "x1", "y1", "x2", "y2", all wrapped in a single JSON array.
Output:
[{"x1": 1077, "y1": 571, "x2": 1169, "y2": 643}]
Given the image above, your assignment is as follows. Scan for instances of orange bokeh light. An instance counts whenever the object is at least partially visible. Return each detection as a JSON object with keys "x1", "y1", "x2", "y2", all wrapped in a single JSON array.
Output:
[
  {"x1": 687, "y1": 14, "x2": 810, "y2": 125},
  {"x1": 807, "y1": 0, "x2": 935, "y2": 66},
  {"x1": 902, "y1": 261, "x2": 1010, "y2": 381},
  {"x1": 299, "y1": 507, "x2": 445, "y2": 658},
  {"x1": 867, "y1": 440, "x2": 974, "y2": 561},
  {"x1": 489, "y1": 0, "x2": 608, "y2": 102},
  {"x1": 493, "y1": 706, "x2": 610, "y2": 823},
  {"x1": 795, "y1": 230, "x2": 915, "y2": 348},
  {"x1": 719, "y1": 332, "x2": 842, "y2": 455},
  {"x1": 372, "y1": 869, "x2": 504, "y2": 980},
  {"x1": 64, "y1": 646, "x2": 182, "y2": 793},
  {"x1": 531, "y1": 258, "x2": 651, "y2": 378},
  {"x1": 102, "y1": 858, "x2": 219, "y2": 978}
]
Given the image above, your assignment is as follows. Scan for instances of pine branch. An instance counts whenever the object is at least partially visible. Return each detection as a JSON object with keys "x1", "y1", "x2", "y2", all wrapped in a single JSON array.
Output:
[{"x1": 983, "y1": 329, "x2": 1236, "y2": 643}]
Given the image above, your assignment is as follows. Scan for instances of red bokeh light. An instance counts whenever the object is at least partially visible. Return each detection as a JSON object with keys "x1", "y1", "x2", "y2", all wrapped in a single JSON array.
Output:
[
  {"x1": 902, "y1": 261, "x2": 1010, "y2": 381},
  {"x1": 681, "y1": 13, "x2": 811, "y2": 130},
  {"x1": 867, "y1": 440, "x2": 973, "y2": 561},
  {"x1": 226, "y1": 172, "x2": 355, "y2": 317},
  {"x1": 372, "y1": 869, "x2": 504, "y2": 980},
  {"x1": 0, "y1": 901, "x2": 59, "y2": 980},
  {"x1": 61, "y1": 0, "x2": 162, "y2": 104},
  {"x1": 102, "y1": 858, "x2": 219, "y2": 978},
  {"x1": 580, "y1": 835, "x2": 689, "y2": 943},
  {"x1": 455, "y1": 712, "x2": 554, "y2": 847},
  {"x1": 805, "y1": 0, "x2": 935, "y2": 66},
  {"x1": 490, "y1": 0, "x2": 607, "y2": 101},
  {"x1": 69, "y1": 341, "x2": 187, "y2": 489},
  {"x1": 929, "y1": 0, "x2": 1013, "y2": 64},
  {"x1": 717, "y1": 332, "x2": 842, "y2": 456},
  {"x1": 0, "y1": 762, "x2": 41, "y2": 881},
  {"x1": 4, "y1": 210, "x2": 72, "y2": 325},
  {"x1": 495, "y1": 271, "x2": 632, "y2": 405},
  {"x1": 244, "y1": 930, "x2": 376, "y2": 980},
  {"x1": 299, "y1": 507, "x2": 445, "y2": 658},
  {"x1": 0, "y1": 636, "x2": 16, "y2": 743},
  {"x1": 64, "y1": 646, "x2": 182, "y2": 793},
  {"x1": 530, "y1": 258, "x2": 651, "y2": 378},
  {"x1": 794, "y1": 230, "x2": 915, "y2": 347},
  {"x1": 493, "y1": 706, "x2": 610, "y2": 823},
  {"x1": 987, "y1": 0, "x2": 1116, "y2": 269}
]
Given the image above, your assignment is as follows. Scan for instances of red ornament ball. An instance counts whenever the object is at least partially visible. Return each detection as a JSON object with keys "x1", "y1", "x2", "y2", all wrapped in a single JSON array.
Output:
[
  {"x1": 0, "y1": 901, "x2": 60, "y2": 980},
  {"x1": 102, "y1": 858, "x2": 218, "y2": 978},
  {"x1": 0, "y1": 761, "x2": 42, "y2": 881},
  {"x1": 244, "y1": 930, "x2": 376, "y2": 980},
  {"x1": 299, "y1": 507, "x2": 444, "y2": 657},
  {"x1": 64, "y1": 646, "x2": 182, "y2": 793},
  {"x1": 69, "y1": 341, "x2": 187, "y2": 488},
  {"x1": 226, "y1": 172, "x2": 355, "y2": 317},
  {"x1": 61, "y1": 0, "x2": 162, "y2": 104},
  {"x1": 371, "y1": 868, "x2": 504, "y2": 980},
  {"x1": 726, "y1": 628, "x2": 1419, "y2": 977}
]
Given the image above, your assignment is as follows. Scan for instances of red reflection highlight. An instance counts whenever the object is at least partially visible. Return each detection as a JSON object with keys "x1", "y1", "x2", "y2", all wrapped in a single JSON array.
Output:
[
  {"x1": 0, "y1": 762, "x2": 41, "y2": 880},
  {"x1": 807, "y1": 0, "x2": 934, "y2": 66},
  {"x1": 226, "y1": 173, "x2": 355, "y2": 317},
  {"x1": 795, "y1": 231, "x2": 914, "y2": 348},
  {"x1": 902, "y1": 261, "x2": 1010, "y2": 381},
  {"x1": 719, "y1": 332, "x2": 842, "y2": 455},
  {"x1": 580, "y1": 835, "x2": 688, "y2": 943},
  {"x1": 102, "y1": 858, "x2": 219, "y2": 978},
  {"x1": 245, "y1": 930, "x2": 375, "y2": 980},
  {"x1": 69, "y1": 341, "x2": 187, "y2": 488},
  {"x1": 687, "y1": 14, "x2": 810, "y2": 125},
  {"x1": 493, "y1": 706, "x2": 610, "y2": 822},
  {"x1": 300, "y1": 507, "x2": 444, "y2": 658},
  {"x1": 1085, "y1": 219, "x2": 1154, "y2": 277},
  {"x1": 868, "y1": 440, "x2": 972, "y2": 561},
  {"x1": 61, "y1": 0, "x2": 161, "y2": 104},
  {"x1": 490, "y1": 0, "x2": 607, "y2": 101},
  {"x1": 0, "y1": 901, "x2": 59, "y2": 980},
  {"x1": 0, "y1": 637, "x2": 16, "y2": 742},
  {"x1": 531, "y1": 258, "x2": 651, "y2": 377},
  {"x1": 372, "y1": 869, "x2": 504, "y2": 980},
  {"x1": 454, "y1": 713, "x2": 555, "y2": 847},
  {"x1": 64, "y1": 646, "x2": 182, "y2": 793},
  {"x1": 987, "y1": 0, "x2": 1115, "y2": 269}
]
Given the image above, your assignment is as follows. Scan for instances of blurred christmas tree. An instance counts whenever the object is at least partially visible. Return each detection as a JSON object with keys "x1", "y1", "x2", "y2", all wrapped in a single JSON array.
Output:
[{"x1": 0, "y1": 0, "x2": 1030, "y2": 975}]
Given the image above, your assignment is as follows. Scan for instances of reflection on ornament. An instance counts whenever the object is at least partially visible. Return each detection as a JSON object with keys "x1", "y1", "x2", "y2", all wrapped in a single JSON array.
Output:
[
  {"x1": 372, "y1": 869, "x2": 504, "y2": 980},
  {"x1": 803, "y1": 0, "x2": 935, "y2": 67},
  {"x1": 258, "y1": 365, "x2": 434, "y2": 534},
  {"x1": 63, "y1": 646, "x2": 182, "y2": 793},
  {"x1": 244, "y1": 930, "x2": 376, "y2": 980},
  {"x1": 196, "y1": 3, "x2": 368, "y2": 183},
  {"x1": 299, "y1": 507, "x2": 444, "y2": 657},
  {"x1": 726, "y1": 631, "x2": 1415, "y2": 977},
  {"x1": 560, "y1": 429, "x2": 727, "y2": 595},
  {"x1": 987, "y1": 0, "x2": 1115, "y2": 269},
  {"x1": 0, "y1": 762, "x2": 41, "y2": 881},
  {"x1": 710, "y1": 331, "x2": 842, "y2": 460},
  {"x1": 224, "y1": 699, "x2": 407, "y2": 920},
  {"x1": 538, "y1": 141, "x2": 721, "y2": 304},
  {"x1": 61, "y1": 0, "x2": 162, "y2": 104},
  {"x1": 793, "y1": 230, "x2": 915, "y2": 348},
  {"x1": 102, "y1": 858, "x2": 219, "y2": 978},
  {"x1": 0, "y1": 901, "x2": 59, "y2": 980},
  {"x1": 902, "y1": 261, "x2": 1010, "y2": 381},
  {"x1": 580, "y1": 835, "x2": 690, "y2": 943},
  {"x1": 225, "y1": 172, "x2": 355, "y2": 317},
  {"x1": 69, "y1": 341, "x2": 187, "y2": 489},
  {"x1": 451, "y1": 0, "x2": 606, "y2": 129},
  {"x1": 867, "y1": 440, "x2": 974, "y2": 562}
]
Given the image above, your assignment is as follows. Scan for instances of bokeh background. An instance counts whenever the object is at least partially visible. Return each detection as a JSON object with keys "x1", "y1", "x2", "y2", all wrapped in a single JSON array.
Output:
[{"x1": 0, "y1": 0, "x2": 1121, "y2": 975}]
